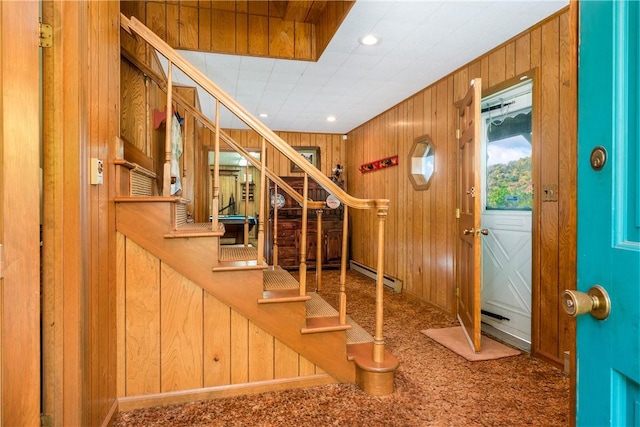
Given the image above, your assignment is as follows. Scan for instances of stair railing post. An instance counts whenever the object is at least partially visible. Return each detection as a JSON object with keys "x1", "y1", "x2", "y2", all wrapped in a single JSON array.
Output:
[
  {"x1": 163, "y1": 62, "x2": 173, "y2": 196},
  {"x1": 299, "y1": 173, "x2": 309, "y2": 296},
  {"x1": 315, "y1": 208, "x2": 323, "y2": 292},
  {"x1": 211, "y1": 99, "x2": 220, "y2": 231},
  {"x1": 256, "y1": 138, "x2": 266, "y2": 261},
  {"x1": 272, "y1": 182, "x2": 279, "y2": 266},
  {"x1": 243, "y1": 160, "x2": 249, "y2": 246},
  {"x1": 373, "y1": 206, "x2": 388, "y2": 363},
  {"x1": 339, "y1": 205, "x2": 349, "y2": 325}
]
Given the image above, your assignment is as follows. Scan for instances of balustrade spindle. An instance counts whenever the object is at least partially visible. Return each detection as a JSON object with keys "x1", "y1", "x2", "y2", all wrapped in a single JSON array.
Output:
[
  {"x1": 163, "y1": 63, "x2": 173, "y2": 197},
  {"x1": 257, "y1": 138, "x2": 266, "y2": 261},
  {"x1": 211, "y1": 100, "x2": 220, "y2": 231},
  {"x1": 272, "y1": 182, "x2": 279, "y2": 266},
  {"x1": 339, "y1": 205, "x2": 349, "y2": 325},
  {"x1": 243, "y1": 161, "x2": 249, "y2": 246},
  {"x1": 299, "y1": 174, "x2": 309, "y2": 296},
  {"x1": 315, "y1": 209, "x2": 323, "y2": 292}
]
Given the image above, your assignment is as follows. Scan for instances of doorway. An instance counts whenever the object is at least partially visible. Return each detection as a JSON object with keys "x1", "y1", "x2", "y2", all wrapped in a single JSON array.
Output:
[{"x1": 480, "y1": 77, "x2": 533, "y2": 352}]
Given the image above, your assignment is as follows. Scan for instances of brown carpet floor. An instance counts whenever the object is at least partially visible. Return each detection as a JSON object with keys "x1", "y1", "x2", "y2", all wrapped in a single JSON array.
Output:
[{"x1": 114, "y1": 269, "x2": 570, "y2": 427}]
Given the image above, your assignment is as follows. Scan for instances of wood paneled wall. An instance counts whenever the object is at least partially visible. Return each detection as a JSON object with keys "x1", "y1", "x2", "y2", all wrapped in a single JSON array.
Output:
[
  {"x1": 198, "y1": 127, "x2": 346, "y2": 219},
  {"x1": 346, "y1": 8, "x2": 575, "y2": 365},
  {"x1": 120, "y1": 1, "x2": 354, "y2": 61},
  {"x1": 41, "y1": 1, "x2": 121, "y2": 425},
  {"x1": 1, "y1": 2, "x2": 41, "y2": 425},
  {"x1": 212, "y1": 129, "x2": 346, "y2": 179},
  {"x1": 117, "y1": 234, "x2": 324, "y2": 398}
]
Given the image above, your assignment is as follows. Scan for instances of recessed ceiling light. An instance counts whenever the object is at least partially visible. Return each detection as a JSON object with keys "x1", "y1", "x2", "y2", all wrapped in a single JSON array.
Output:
[
  {"x1": 359, "y1": 34, "x2": 379, "y2": 46},
  {"x1": 327, "y1": 115, "x2": 337, "y2": 122},
  {"x1": 259, "y1": 113, "x2": 268, "y2": 118}
]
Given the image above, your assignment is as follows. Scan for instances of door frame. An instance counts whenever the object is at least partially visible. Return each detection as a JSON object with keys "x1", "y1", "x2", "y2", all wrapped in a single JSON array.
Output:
[{"x1": 479, "y1": 71, "x2": 538, "y2": 352}]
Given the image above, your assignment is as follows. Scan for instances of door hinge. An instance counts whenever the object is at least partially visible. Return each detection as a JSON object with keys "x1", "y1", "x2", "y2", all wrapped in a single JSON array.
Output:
[
  {"x1": 39, "y1": 21, "x2": 53, "y2": 48},
  {"x1": 455, "y1": 208, "x2": 460, "y2": 219},
  {"x1": 456, "y1": 128, "x2": 460, "y2": 140},
  {"x1": 0, "y1": 243, "x2": 3, "y2": 279},
  {"x1": 41, "y1": 414, "x2": 54, "y2": 427}
]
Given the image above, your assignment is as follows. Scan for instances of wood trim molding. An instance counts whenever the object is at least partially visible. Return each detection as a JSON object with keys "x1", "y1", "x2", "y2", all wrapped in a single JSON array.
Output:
[{"x1": 118, "y1": 375, "x2": 337, "y2": 412}]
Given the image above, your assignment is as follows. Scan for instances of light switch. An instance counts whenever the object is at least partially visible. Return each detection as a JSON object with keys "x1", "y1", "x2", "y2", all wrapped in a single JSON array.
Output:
[{"x1": 90, "y1": 158, "x2": 103, "y2": 185}]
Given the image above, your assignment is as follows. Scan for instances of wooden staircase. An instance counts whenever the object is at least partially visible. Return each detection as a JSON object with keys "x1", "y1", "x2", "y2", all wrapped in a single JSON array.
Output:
[
  {"x1": 115, "y1": 12, "x2": 398, "y2": 410},
  {"x1": 115, "y1": 189, "x2": 397, "y2": 407}
]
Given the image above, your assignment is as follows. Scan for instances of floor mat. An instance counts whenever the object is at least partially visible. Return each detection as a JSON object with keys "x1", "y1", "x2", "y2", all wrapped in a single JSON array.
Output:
[{"x1": 421, "y1": 326, "x2": 521, "y2": 361}]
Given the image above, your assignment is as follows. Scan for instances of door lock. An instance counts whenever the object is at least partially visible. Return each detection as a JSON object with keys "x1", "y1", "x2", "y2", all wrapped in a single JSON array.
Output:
[
  {"x1": 562, "y1": 285, "x2": 611, "y2": 320},
  {"x1": 463, "y1": 228, "x2": 489, "y2": 236}
]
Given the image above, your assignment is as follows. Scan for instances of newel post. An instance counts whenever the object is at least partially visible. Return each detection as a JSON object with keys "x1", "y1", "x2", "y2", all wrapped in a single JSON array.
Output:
[{"x1": 373, "y1": 205, "x2": 388, "y2": 363}]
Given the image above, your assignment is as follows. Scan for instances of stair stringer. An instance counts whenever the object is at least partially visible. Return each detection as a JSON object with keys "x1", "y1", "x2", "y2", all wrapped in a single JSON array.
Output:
[{"x1": 116, "y1": 200, "x2": 356, "y2": 384}]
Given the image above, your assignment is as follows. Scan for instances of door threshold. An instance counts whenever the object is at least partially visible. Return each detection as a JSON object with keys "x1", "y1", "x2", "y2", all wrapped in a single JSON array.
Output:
[{"x1": 481, "y1": 322, "x2": 531, "y2": 353}]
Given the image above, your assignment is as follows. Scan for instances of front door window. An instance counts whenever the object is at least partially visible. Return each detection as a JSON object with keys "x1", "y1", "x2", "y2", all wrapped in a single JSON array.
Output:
[{"x1": 483, "y1": 82, "x2": 532, "y2": 211}]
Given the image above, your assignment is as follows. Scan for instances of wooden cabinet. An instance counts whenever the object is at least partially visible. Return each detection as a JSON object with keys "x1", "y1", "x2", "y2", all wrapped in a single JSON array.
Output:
[
  {"x1": 241, "y1": 182, "x2": 254, "y2": 201},
  {"x1": 266, "y1": 177, "x2": 346, "y2": 270}
]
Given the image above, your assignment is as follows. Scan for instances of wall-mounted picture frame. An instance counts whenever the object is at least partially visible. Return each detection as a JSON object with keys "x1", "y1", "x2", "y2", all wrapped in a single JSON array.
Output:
[{"x1": 291, "y1": 146, "x2": 320, "y2": 172}]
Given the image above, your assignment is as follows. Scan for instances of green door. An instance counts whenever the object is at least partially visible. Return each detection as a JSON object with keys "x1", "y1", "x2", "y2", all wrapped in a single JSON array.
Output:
[{"x1": 576, "y1": 1, "x2": 640, "y2": 425}]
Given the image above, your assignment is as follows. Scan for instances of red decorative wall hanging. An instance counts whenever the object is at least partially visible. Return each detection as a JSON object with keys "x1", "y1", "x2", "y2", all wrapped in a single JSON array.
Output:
[{"x1": 359, "y1": 155, "x2": 399, "y2": 174}]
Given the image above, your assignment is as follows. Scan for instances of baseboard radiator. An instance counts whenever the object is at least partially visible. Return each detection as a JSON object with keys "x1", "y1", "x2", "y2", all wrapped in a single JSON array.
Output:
[{"x1": 349, "y1": 260, "x2": 403, "y2": 293}]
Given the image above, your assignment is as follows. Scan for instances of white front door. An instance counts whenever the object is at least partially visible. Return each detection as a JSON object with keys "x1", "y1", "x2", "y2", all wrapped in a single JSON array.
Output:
[{"x1": 480, "y1": 79, "x2": 533, "y2": 349}]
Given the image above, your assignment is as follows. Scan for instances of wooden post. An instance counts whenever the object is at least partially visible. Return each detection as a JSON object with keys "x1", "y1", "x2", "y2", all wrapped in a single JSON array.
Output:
[
  {"x1": 373, "y1": 207, "x2": 387, "y2": 363},
  {"x1": 211, "y1": 100, "x2": 220, "y2": 231},
  {"x1": 272, "y1": 183, "x2": 279, "y2": 266},
  {"x1": 315, "y1": 209, "x2": 323, "y2": 291},
  {"x1": 257, "y1": 138, "x2": 266, "y2": 261},
  {"x1": 163, "y1": 63, "x2": 173, "y2": 196},
  {"x1": 299, "y1": 174, "x2": 309, "y2": 296},
  {"x1": 243, "y1": 161, "x2": 249, "y2": 246},
  {"x1": 339, "y1": 206, "x2": 349, "y2": 325}
]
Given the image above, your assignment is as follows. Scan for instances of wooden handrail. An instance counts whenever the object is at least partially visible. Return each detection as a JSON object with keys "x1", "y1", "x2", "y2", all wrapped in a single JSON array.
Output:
[
  {"x1": 121, "y1": 43, "x2": 322, "y2": 212},
  {"x1": 125, "y1": 15, "x2": 389, "y2": 213}
]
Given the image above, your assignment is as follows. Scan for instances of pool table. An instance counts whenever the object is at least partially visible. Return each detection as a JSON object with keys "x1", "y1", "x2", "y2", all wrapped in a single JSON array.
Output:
[{"x1": 218, "y1": 215, "x2": 257, "y2": 244}]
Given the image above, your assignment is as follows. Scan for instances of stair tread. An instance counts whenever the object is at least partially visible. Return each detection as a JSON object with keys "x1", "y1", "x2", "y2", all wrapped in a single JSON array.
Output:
[
  {"x1": 306, "y1": 292, "x2": 339, "y2": 318},
  {"x1": 219, "y1": 245, "x2": 258, "y2": 262},
  {"x1": 263, "y1": 268, "x2": 299, "y2": 290},
  {"x1": 165, "y1": 222, "x2": 223, "y2": 238},
  {"x1": 345, "y1": 316, "x2": 374, "y2": 344}
]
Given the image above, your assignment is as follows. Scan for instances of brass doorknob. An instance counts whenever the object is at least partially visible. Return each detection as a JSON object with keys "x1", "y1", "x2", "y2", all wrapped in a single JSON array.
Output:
[{"x1": 562, "y1": 285, "x2": 611, "y2": 320}]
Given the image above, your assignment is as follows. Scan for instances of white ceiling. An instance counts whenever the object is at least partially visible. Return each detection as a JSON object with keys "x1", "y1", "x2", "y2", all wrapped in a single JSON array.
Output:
[{"x1": 170, "y1": 0, "x2": 568, "y2": 134}]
